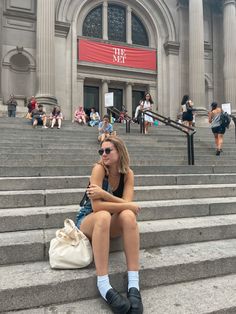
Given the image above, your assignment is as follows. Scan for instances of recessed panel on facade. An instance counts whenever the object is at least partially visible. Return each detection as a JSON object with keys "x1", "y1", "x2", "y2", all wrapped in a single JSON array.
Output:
[{"x1": 78, "y1": 38, "x2": 157, "y2": 71}]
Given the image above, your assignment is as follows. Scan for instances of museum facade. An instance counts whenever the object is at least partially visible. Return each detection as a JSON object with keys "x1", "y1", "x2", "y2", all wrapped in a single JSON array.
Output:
[{"x1": 0, "y1": 0, "x2": 235, "y2": 121}]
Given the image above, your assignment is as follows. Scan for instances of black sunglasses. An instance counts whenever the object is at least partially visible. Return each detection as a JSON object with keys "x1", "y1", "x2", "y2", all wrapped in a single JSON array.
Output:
[{"x1": 98, "y1": 148, "x2": 113, "y2": 155}]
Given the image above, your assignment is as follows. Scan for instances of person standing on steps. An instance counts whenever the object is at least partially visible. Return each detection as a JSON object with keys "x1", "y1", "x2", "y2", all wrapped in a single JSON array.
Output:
[
  {"x1": 208, "y1": 102, "x2": 225, "y2": 156},
  {"x1": 76, "y1": 136, "x2": 143, "y2": 314},
  {"x1": 6, "y1": 94, "x2": 18, "y2": 117},
  {"x1": 181, "y1": 95, "x2": 194, "y2": 129},
  {"x1": 140, "y1": 93, "x2": 154, "y2": 134}
]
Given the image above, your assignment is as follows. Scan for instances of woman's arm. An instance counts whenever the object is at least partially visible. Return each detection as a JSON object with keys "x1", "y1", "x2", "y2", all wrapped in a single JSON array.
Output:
[
  {"x1": 88, "y1": 165, "x2": 139, "y2": 214},
  {"x1": 208, "y1": 111, "x2": 212, "y2": 123},
  {"x1": 88, "y1": 168, "x2": 134, "y2": 203}
]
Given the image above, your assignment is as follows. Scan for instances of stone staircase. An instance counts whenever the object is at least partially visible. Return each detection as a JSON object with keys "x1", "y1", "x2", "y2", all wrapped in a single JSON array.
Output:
[{"x1": 1, "y1": 117, "x2": 236, "y2": 313}]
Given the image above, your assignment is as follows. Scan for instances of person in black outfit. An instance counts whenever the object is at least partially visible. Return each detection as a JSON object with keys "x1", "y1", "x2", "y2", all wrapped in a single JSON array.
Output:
[
  {"x1": 76, "y1": 136, "x2": 143, "y2": 314},
  {"x1": 181, "y1": 94, "x2": 194, "y2": 128}
]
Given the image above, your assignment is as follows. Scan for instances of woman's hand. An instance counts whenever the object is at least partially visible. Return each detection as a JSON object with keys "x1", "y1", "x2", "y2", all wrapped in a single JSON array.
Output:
[
  {"x1": 128, "y1": 202, "x2": 141, "y2": 215},
  {"x1": 86, "y1": 184, "x2": 105, "y2": 200}
]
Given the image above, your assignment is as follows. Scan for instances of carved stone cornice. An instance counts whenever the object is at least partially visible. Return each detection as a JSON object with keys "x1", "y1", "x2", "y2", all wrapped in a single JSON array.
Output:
[
  {"x1": 164, "y1": 41, "x2": 180, "y2": 56},
  {"x1": 55, "y1": 21, "x2": 70, "y2": 38},
  {"x1": 223, "y1": 0, "x2": 236, "y2": 6}
]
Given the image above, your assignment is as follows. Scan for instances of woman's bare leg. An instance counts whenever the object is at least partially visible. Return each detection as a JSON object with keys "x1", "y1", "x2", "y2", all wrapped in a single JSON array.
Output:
[
  {"x1": 218, "y1": 134, "x2": 224, "y2": 150},
  {"x1": 80, "y1": 211, "x2": 111, "y2": 275},
  {"x1": 51, "y1": 118, "x2": 56, "y2": 128},
  {"x1": 110, "y1": 210, "x2": 139, "y2": 270},
  {"x1": 57, "y1": 118, "x2": 62, "y2": 128}
]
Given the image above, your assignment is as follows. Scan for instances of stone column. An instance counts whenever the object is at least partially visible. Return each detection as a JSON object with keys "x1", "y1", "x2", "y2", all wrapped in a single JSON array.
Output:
[
  {"x1": 164, "y1": 41, "x2": 180, "y2": 119},
  {"x1": 127, "y1": 6, "x2": 132, "y2": 44},
  {"x1": 73, "y1": 76, "x2": 84, "y2": 120},
  {"x1": 189, "y1": 0, "x2": 205, "y2": 108},
  {"x1": 148, "y1": 85, "x2": 158, "y2": 111},
  {"x1": 125, "y1": 82, "x2": 132, "y2": 116},
  {"x1": 36, "y1": 0, "x2": 57, "y2": 110},
  {"x1": 101, "y1": 80, "x2": 109, "y2": 117},
  {"x1": 223, "y1": 0, "x2": 236, "y2": 112},
  {"x1": 103, "y1": 1, "x2": 108, "y2": 40}
]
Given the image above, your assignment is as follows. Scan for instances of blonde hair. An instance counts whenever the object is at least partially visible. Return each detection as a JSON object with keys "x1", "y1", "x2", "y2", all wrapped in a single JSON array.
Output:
[{"x1": 98, "y1": 136, "x2": 130, "y2": 174}]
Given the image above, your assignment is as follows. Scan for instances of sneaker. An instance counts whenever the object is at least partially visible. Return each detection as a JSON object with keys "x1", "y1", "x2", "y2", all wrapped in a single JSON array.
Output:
[
  {"x1": 42, "y1": 126, "x2": 48, "y2": 129},
  {"x1": 216, "y1": 150, "x2": 220, "y2": 156}
]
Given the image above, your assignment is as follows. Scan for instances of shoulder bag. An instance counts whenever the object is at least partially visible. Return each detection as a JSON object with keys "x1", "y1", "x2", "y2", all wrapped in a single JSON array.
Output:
[{"x1": 49, "y1": 218, "x2": 93, "y2": 269}]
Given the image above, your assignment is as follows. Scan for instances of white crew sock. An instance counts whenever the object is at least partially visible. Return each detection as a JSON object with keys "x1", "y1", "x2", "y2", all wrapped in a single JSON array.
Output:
[
  {"x1": 128, "y1": 271, "x2": 139, "y2": 291},
  {"x1": 97, "y1": 275, "x2": 112, "y2": 300}
]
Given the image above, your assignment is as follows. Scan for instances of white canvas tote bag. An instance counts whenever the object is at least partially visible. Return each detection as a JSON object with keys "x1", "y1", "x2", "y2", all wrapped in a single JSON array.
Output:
[{"x1": 49, "y1": 218, "x2": 93, "y2": 269}]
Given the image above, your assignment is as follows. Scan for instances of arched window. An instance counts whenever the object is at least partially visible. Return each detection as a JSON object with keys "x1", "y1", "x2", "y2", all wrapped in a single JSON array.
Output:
[
  {"x1": 10, "y1": 54, "x2": 30, "y2": 72},
  {"x1": 132, "y1": 13, "x2": 149, "y2": 46},
  {"x1": 82, "y1": 5, "x2": 102, "y2": 38},
  {"x1": 108, "y1": 4, "x2": 126, "y2": 42},
  {"x1": 82, "y1": 3, "x2": 149, "y2": 46}
]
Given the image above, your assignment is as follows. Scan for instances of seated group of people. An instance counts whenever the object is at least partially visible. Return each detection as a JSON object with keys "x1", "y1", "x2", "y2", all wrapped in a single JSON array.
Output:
[
  {"x1": 73, "y1": 106, "x2": 100, "y2": 127},
  {"x1": 26, "y1": 98, "x2": 63, "y2": 129},
  {"x1": 27, "y1": 103, "x2": 114, "y2": 142},
  {"x1": 73, "y1": 107, "x2": 115, "y2": 142}
]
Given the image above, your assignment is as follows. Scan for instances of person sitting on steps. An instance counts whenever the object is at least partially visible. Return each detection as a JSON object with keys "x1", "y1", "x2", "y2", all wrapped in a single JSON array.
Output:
[
  {"x1": 76, "y1": 136, "x2": 143, "y2": 314},
  {"x1": 31, "y1": 104, "x2": 48, "y2": 128},
  {"x1": 73, "y1": 106, "x2": 87, "y2": 125},
  {"x1": 50, "y1": 106, "x2": 63, "y2": 129},
  {"x1": 98, "y1": 114, "x2": 113, "y2": 143}
]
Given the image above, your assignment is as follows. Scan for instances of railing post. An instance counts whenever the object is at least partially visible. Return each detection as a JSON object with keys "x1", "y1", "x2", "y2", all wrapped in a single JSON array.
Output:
[
  {"x1": 140, "y1": 111, "x2": 144, "y2": 134},
  {"x1": 190, "y1": 133, "x2": 195, "y2": 165},
  {"x1": 125, "y1": 119, "x2": 131, "y2": 133},
  {"x1": 187, "y1": 134, "x2": 191, "y2": 165}
]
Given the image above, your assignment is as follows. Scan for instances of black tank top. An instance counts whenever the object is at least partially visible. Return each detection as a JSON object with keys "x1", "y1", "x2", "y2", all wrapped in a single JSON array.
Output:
[{"x1": 112, "y1": 173, "x2": 125, "y2": 198}]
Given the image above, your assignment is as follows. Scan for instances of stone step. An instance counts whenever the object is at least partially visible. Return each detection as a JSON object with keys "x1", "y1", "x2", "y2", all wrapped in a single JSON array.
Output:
[
  {"x1": 0, "y1": 157, "x2": 227, "y2": 167},
  {"x1": 2, "y1": 214, "x2": 236, "y2": 265},
  {"x1": 0, "y1": 145, "x2": 231, "y2": 153},
  {"x1": 1, "y1": 238, "x2": 236, "y2": 312},
  {"x1": 1, "y1": 196, "x2": 236, "y2": 232},
  {"x1": 0, "y1": 184, "x2": 236, "y2": 208},
  {"x1": 6, "y1": 274, "x2": 236, "y2": 314},
  {"x1": 0, "y1": 165, "x2": 235, "y2": 177},
  {"x1": 0, "y1": 156, "x2": 235, "y2": 167},
  {"x1": 0, "y1": 173, "x2": 235, "y2": 191}
]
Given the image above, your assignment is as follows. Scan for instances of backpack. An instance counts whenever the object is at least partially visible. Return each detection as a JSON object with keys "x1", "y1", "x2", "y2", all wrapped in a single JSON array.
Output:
[{"x1": 220, "y1": 112, "x2": 231, "y2": 128}]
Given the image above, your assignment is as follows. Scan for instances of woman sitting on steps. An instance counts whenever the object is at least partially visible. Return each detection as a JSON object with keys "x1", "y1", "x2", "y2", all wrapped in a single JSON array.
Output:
[{"x1": 76, "y1": 136, "x2": 143, "y2": 314}]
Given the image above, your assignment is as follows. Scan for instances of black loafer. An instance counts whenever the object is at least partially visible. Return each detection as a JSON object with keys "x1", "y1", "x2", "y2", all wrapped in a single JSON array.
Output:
[
  {"x1": 127, "y1": 288, "x2": 143, "y2": 314},
  {"x1": 106, "y1": 288, "x2": 131, "y2": 314}
]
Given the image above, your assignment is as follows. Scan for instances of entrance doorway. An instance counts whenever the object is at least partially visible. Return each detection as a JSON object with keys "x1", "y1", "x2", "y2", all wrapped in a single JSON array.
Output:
[
  {"x1": 108, "y1": 88, "x2": 123, "y2": 111},
  {"x1": 132, "y1": 90, "x2": 145, "y2": 117},
  {"x1": 84, "y1": 86, "x2": 99, "y2": 115}
]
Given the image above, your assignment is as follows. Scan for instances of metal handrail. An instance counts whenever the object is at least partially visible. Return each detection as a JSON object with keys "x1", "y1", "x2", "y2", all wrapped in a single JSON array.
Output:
[
  {"x1": 108, "y1": 107, "x2": 131, "y2": 133},
  {"x1": 140, "y1": 109, "x2": 196, "y2": 165}
]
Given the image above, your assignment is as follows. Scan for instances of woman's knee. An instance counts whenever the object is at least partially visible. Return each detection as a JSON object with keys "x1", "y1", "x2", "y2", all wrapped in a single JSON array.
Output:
[
  {"x1": 94, "y1": 210, "x2": 111, "y2": 230},
  {"x1": 119, "y1": 210, "x2": 137, "y2": 228}
]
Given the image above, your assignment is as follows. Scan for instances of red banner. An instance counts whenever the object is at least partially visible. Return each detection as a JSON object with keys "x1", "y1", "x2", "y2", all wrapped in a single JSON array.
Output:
[{"x1": 78, "y1": 39, "x2": 157, "y2": 71}]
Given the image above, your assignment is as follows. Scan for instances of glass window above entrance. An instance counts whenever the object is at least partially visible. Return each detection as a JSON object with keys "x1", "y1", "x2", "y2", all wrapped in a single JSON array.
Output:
[
  {"x1": 82, "y1": 3, "x2": 148, "y2": 47},
  {"x1": 82, "y1": 5, "x2": 102, "y2": 39}
]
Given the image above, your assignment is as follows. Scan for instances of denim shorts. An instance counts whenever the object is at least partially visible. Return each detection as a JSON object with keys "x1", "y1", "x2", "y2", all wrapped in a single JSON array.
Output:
[{"x1": 75, "y1": 205, "x2": 93, "y2": 229}]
